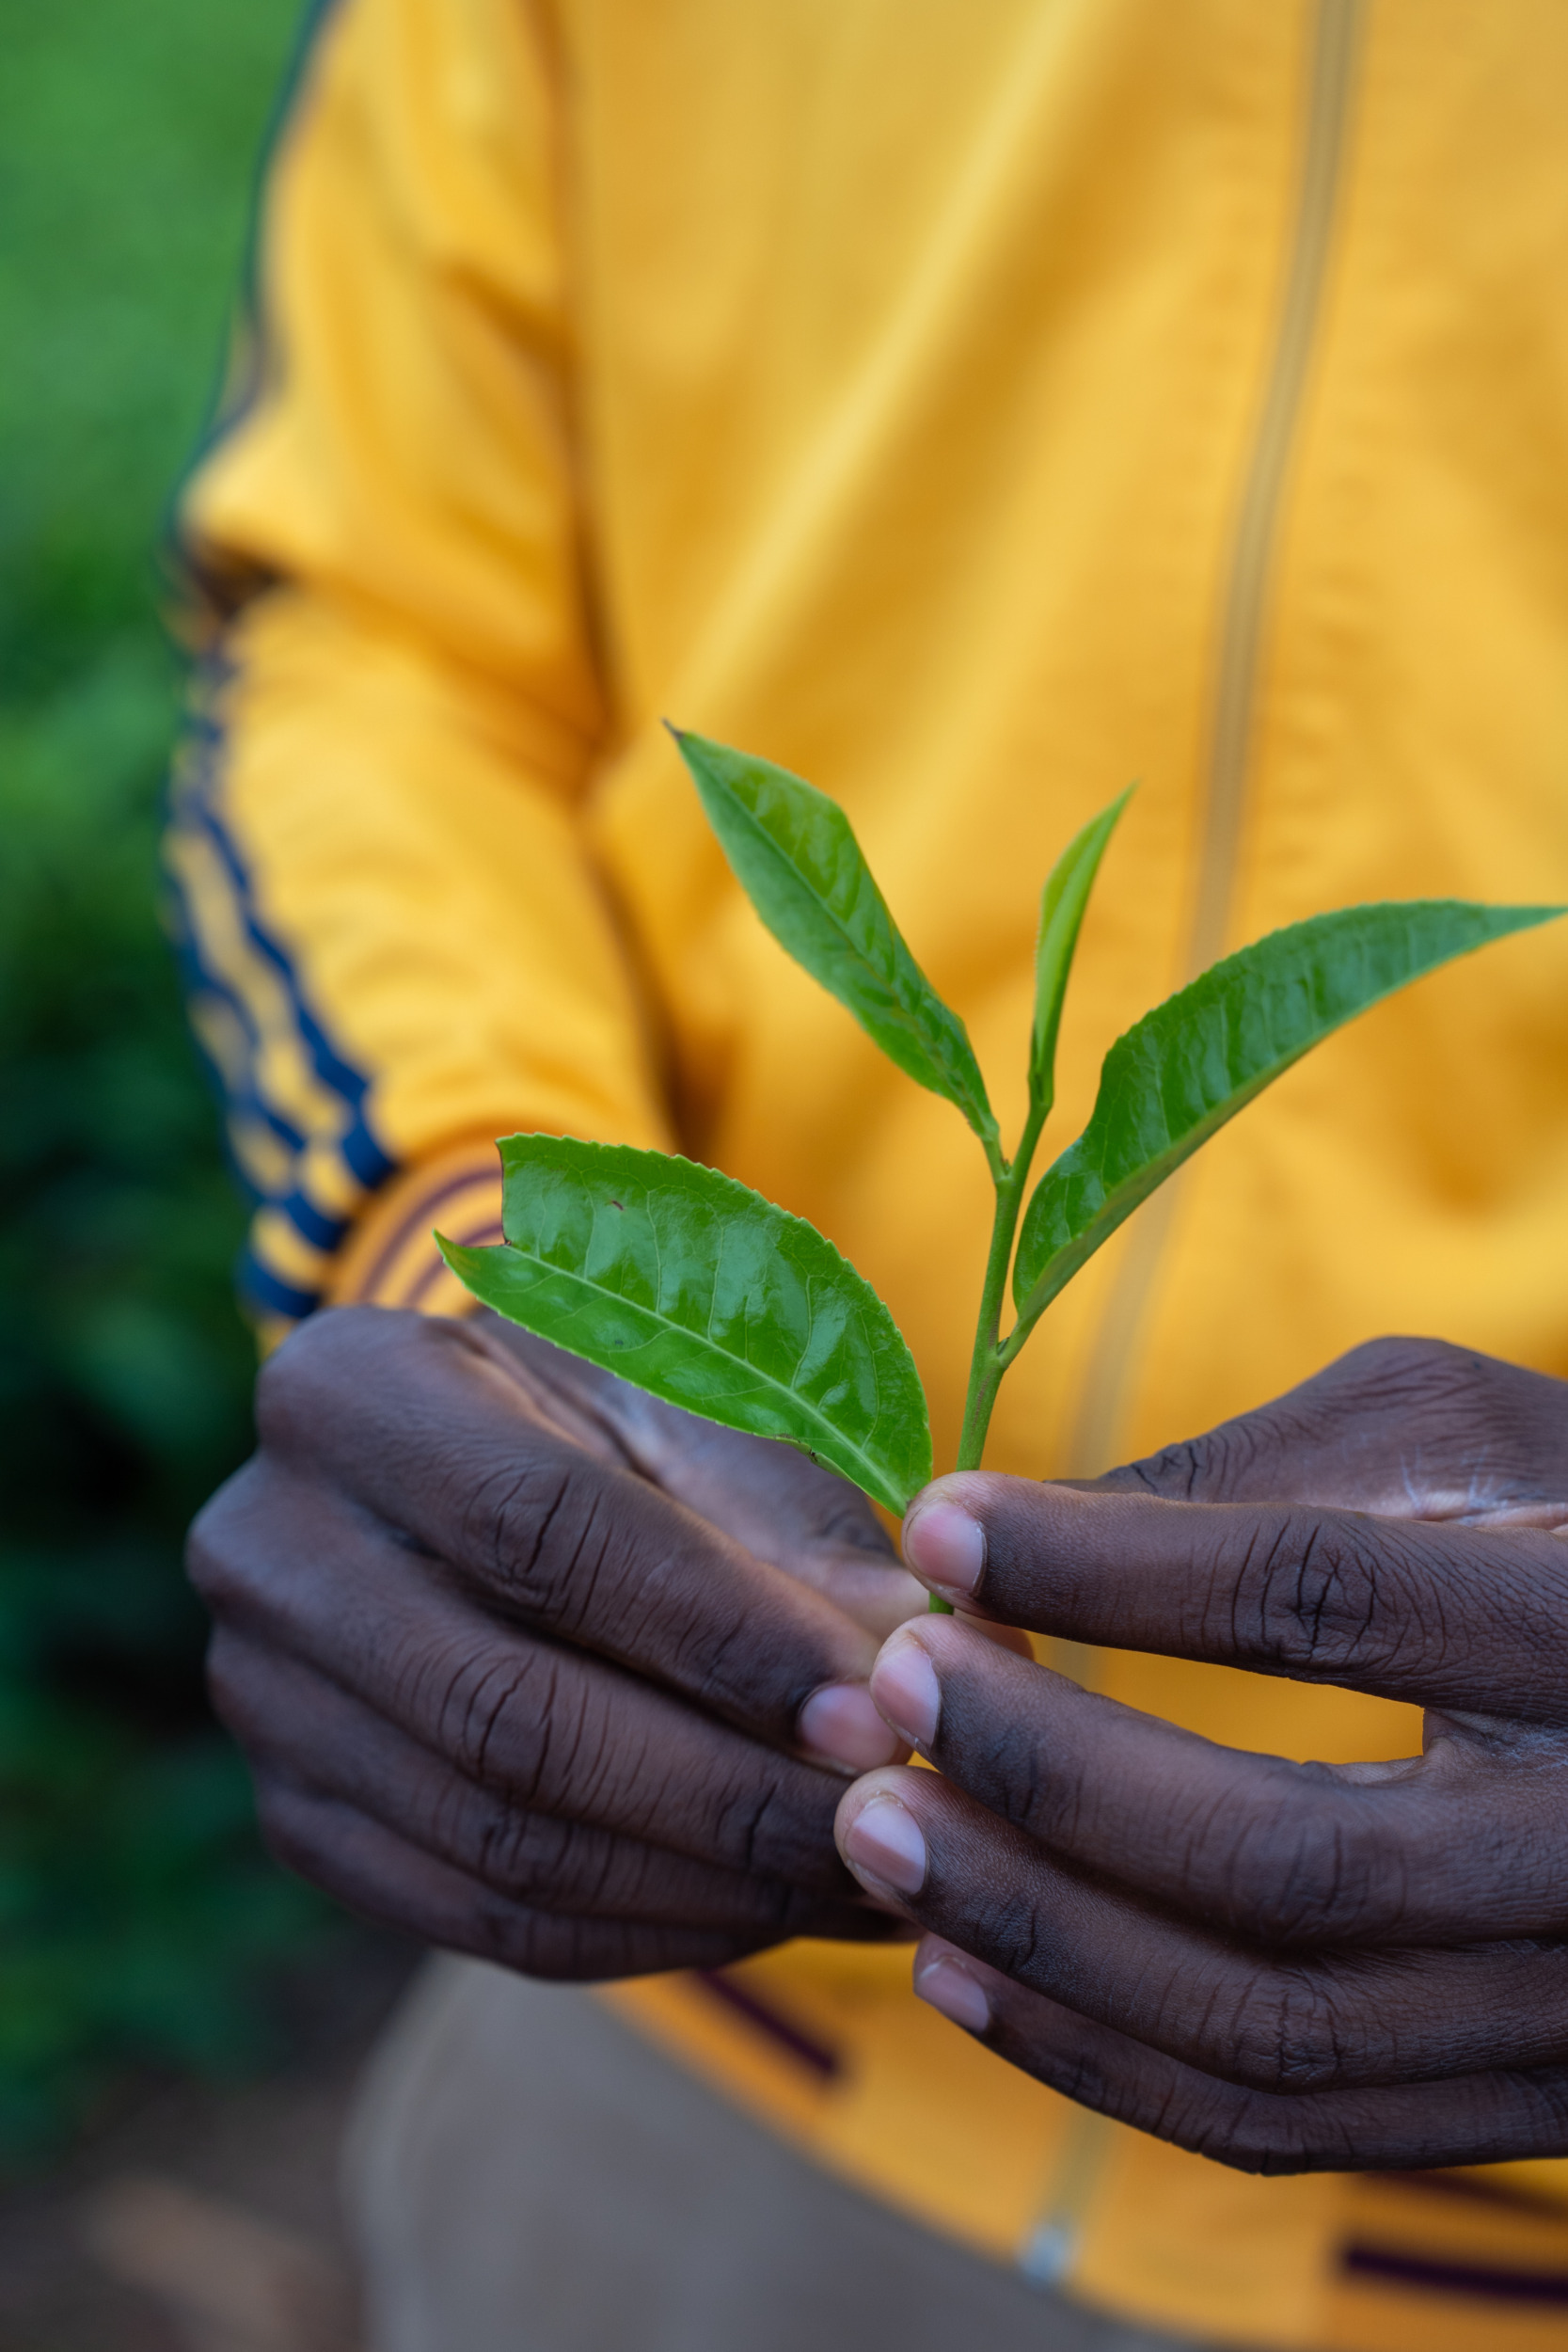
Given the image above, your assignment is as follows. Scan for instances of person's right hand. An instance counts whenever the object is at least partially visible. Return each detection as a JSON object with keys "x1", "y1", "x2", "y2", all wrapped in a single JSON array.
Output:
[
  {"x1": 188, "y1": 1304, "x2": 923, "y2": 1980},
  {"x1": 833, "y1": 1338, "x2": 1568, "y2": 2173}
]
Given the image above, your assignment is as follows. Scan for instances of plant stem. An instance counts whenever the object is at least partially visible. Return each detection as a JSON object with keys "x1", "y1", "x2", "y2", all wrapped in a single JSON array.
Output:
[
  {"x1": 953, "y1": 1199, "x2": 1016, "y2": 1471},
  {"x1": 929, "y1": 1095, "x2": 1049, "y2": 1612}
]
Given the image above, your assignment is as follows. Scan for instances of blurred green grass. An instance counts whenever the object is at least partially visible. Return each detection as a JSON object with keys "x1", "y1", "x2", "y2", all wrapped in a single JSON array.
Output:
[{"x1": 0, "y1": 0, "x2": 334, "y2": 2159}]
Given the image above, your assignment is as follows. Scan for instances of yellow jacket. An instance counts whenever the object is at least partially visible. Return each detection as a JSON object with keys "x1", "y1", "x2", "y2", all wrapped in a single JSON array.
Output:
[{"x1": 169, "y1": 0, "x2": 1568, "y2": 2342}]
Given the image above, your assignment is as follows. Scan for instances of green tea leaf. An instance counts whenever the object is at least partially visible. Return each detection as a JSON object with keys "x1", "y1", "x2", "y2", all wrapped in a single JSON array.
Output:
[
  {"x1": 439, "y1": 1134, "x2": 932, "y2": 1512},
  {"x1": 1030, "y1": 787, "x2": 1132, "y2": 1113},
  {"x1": 672, "y1": 729, "x2": 1000, "y2": 1160},
  {"x1": 1013, "y1": 899, "x2": 1565, "y2": 1325}
]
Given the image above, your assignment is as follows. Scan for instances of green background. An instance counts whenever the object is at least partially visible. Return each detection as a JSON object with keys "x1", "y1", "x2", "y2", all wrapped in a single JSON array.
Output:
[{"x1": 0, "y1": 0, "x2": 330, "y2": 2159}]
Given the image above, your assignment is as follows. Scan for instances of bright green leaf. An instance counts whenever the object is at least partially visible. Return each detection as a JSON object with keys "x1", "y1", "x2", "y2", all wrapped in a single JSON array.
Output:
[
  {"x1": 439, "y1": 1134, "x2": 932, "y2": 1513},
  {"x1": 1012, "y1": 900, "x2": 1565, "y2": 1327},
  {"x1": 672, "y1": 729, "x2": 1000, "y2": 1162},
  {"x1": 1030, "y1": 787, "x2": 1133, "y2": 1114}
]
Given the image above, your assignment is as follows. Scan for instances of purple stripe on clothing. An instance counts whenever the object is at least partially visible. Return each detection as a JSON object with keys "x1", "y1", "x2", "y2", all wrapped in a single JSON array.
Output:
[
  {"x1": 1342, "y1": 2244, "x2": 1568, "y2": 2306},
  {"x1": 404, "y1": 1220, "x2": 506, "y2": 1310},
  {"x1": 691, "y1": 1971, "x2": 842, "y2": 2080},
  {"x1": 355, "y1": 1169, "x2": 499, "y2": 1304}
]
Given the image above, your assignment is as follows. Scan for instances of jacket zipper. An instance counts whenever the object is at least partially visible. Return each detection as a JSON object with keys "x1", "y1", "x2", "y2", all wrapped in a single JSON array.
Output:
[
  {"x1": 1026, "y1": 19, "x2": 1373, "y2": 2277},
  {"x1": 1062, "y1": 0, "x2": 1369, "y2": 1479}
]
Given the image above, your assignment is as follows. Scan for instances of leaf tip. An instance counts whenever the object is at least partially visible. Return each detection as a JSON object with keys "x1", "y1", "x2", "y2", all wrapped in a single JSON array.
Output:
[{"x1": 434, "y1": 1227, "x2": 482, "y2": 1276}]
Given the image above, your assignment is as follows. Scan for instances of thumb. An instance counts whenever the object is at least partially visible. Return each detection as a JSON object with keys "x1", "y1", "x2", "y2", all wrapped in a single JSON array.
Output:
[
  {"x1": 1091, "y1": 1336, "x2": 1568, "y2": 1520},
  {"x1": 896, "y1": 1468, "x2": 1530, "y2": 1713}
]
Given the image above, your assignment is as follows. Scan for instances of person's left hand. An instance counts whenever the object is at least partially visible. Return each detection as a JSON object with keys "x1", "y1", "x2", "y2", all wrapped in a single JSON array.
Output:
[{"x1": 833, "y1": 1336, "x2": 1568, "y2": 2174}]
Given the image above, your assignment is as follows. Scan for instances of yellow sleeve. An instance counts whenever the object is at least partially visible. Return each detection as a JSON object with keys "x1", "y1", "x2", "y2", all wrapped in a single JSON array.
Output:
[{"x1": 166, "y1": 0, "x2": 671, "y2": 1334}]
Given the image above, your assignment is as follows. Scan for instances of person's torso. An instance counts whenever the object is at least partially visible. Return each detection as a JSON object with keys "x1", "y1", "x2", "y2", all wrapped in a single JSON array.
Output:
[
  {"x1": 559, "y1": 0, "x2": 1568, "y2": 1486},
  {"x1": 557, "y1": 14, "x2": 1568, "y2": 2338}
]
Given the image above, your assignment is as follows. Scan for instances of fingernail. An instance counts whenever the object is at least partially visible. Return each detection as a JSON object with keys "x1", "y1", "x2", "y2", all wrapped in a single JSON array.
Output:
[
  {"x1": 902, "y1": 1500, "x2": 984, "y2": 1598},
  {"x1": 843, "y1": 1793, "x2": 927, "y2": 1895},
  {"x1": 799, "y1": 1683, "x2": 903, "y2": 1771},
  {"x1": 870, "y1": 1634, "x2": 941, "y2": 1749},
  {"x1": 914, "y1": 1945, "x2": 990, "y2": 2035}
]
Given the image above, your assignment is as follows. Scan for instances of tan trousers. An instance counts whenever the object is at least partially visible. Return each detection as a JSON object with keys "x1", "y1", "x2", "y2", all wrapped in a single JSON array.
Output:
[{"x1": 344, "y1": 1958, "x2": 1209, "y2": 2352}]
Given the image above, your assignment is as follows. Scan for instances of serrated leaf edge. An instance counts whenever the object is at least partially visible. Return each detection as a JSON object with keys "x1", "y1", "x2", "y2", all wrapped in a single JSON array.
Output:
[
  {"x1": 672, "y1": 729, "x2": 999, "y2": 1154},
  {"x1": 1012, "y1": 898, "x2": 1567, "y2": 1327},
  {"x1": 440, "y1": 1142, "x2": 933, "y2": 1511}
]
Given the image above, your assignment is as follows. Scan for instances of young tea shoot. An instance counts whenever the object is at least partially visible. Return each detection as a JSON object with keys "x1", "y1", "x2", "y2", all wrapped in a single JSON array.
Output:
[{"x1": 442, "y1": 734, "x2": 1563, "y2": 1608}]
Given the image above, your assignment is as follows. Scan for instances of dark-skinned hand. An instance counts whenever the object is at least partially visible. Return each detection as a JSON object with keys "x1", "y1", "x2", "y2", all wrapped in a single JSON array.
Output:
[
  {"x1": 834, "y1": 1336, "x2": 1568, "y2": 2174},
  {"x1": 189, "y1": 1302, "x2": 927, "y2": 1980}
]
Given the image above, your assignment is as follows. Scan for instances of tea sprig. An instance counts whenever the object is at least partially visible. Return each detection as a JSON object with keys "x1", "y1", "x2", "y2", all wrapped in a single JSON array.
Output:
[{"x1": 444, "y1": 732, "x2": 1562, "y2": 1610}]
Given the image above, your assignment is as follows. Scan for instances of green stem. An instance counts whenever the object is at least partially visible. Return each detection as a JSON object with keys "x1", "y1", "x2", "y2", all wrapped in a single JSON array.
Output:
[
  {"x1": 953, "y1": 1200, "x2": 1016, "y2": 1471},
  {"x1": 929, "y1": 1093, "x2": 1049, "y2": 1612}
]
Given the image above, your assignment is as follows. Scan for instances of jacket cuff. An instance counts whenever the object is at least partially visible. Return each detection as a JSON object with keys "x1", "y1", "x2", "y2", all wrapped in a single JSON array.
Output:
[{"x1": 325, "y1": 1138, "x2": 504, "y2": 1315}]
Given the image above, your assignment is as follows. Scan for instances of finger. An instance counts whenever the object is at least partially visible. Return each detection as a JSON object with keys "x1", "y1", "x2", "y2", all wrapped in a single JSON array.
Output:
[
  {"x1": 251, "y1": 1308, "x2": 898, "y2": 1751},
  {"x1": 257, "y1": 1781, "x2": 807, "y2": 1980},
  {"x1": 834, "y1": 1768, "x2": 1568, "y2": 2091},
  {"x1": 478, "y1": 1312, "x2": 910, "y2": 1581},
  {"x1": 900, "y1": 1472, "x2": 1568, "y2": 1717},
  {"x1": 1095, "y1": 1337, "x2": 1568, "y2": 1525},
  {"x1": 636, "y1": 1416, "x2": 922, "y2": 1639},
  {"x1": 476, "y1": 1314, "x2": 923, "y2": 1638},
  {"x1": 911, "y1": 1939, "x2": 1568, "y2": 2175},
  {"x1": 866, "y1": 1617, "x2": 1568, "y2": 1943},
  {"x1": 196, "y1": 1466, "x2": 879, "y2": 1895},
  {"x1": 537, "y1": 1343, "x2": 1016, "y2": 1646},
  {"x1": 216, "y1": 1630, "x2": 879, "y2": 1941}
]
